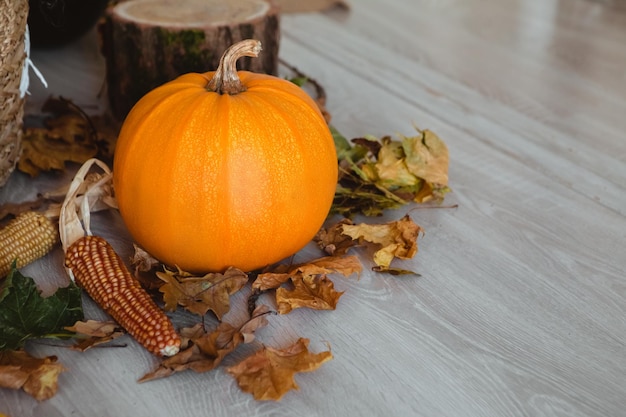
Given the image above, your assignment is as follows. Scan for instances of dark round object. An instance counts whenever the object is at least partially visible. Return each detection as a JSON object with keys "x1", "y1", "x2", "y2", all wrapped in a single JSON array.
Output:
[{"x1": 28, "y1": 0, "x2": 109, "y2": 47}]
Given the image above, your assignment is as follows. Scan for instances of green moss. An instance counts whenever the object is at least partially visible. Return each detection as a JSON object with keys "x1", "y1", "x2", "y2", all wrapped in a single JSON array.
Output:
[
  {"x1": 158, "y1": 28, "x2": 205, "y2": 49},
  {"x1": 156, "y1": 28, "x2": 215, "y2": 73}
]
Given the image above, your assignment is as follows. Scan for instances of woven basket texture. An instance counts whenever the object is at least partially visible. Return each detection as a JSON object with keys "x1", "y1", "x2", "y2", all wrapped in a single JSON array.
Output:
[{"x1": 1, "y1": 0, "x2": 28, "y2": 187}]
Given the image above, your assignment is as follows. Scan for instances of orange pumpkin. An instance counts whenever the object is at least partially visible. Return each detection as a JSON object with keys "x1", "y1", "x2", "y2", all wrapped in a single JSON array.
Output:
[{"x1": 113, "y1": 40, "x2": 338, "y2": 273}]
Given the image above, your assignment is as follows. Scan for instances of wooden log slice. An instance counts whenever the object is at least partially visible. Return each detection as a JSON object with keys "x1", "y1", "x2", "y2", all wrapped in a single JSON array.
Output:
[{"x1": 100, "y1": 0, "x2": 280, "y2": 120}]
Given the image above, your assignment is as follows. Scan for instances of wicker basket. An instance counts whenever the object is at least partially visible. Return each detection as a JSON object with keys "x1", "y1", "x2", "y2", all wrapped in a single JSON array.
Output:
[{"x1": 0, "y1": 0, "x2": 28, "y2": 187}]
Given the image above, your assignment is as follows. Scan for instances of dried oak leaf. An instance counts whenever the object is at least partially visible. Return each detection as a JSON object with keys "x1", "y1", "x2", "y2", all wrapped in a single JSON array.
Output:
[
  {"x1": 19, "y1": 124, "x2": 98, "y2": 177},
  {"x1": 18, "y1": 97, "x2": 119, "y2": 177},
  {"x1": 227, "y1": 337, "x2": 333, "y2": 401},
  {"x1": 65, "y1": 320, "x2": 125, "y2": 352},
  {"x1": 0, "y1": 350, "x2": 65, "y2": 401},
  {"x1": 340, "y1": 214, "x2": 423, "y2": 272},
  {"x1": 157, "y1": 267, "x2": 248, "y2": 319},
  {"x1": 276, "y1": 274, "x2": 343, "y2": 314},
  {"x1": 140, "y1": 305, "x2": 271, "y2": 382},
  {"x1": 252, "y1": 255, "x2": 361, "y2": 291}
]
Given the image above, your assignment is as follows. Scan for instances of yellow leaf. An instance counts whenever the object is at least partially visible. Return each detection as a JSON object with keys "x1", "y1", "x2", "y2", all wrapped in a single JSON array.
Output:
[
  {"x1": 340, "y1": 215, "x2": 423, "y2": 269},
  {"x1": 332, "y1": 126, "x2": 451, "y2": 216},
  {"x1": 293, "y1": 255, "x2": 362, "y2": 278},
  {"x1": 402, "y1": 129, "x2": 449, "y2": 187},
  {"x1": 227, "y1": 338, "x2": 333, "y2": 401},
  {"x1": 19, "y1": 118, "x2": 98, "y2": 177},
  {"x1": 375, "y1": 138, "x2": 420, "y2": 189}
]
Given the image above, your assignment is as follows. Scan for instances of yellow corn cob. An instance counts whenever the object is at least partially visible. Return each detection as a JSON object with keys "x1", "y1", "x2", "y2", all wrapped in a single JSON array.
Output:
[
  {"x1": 0, "y1": 211, "x2": 59, "y2": 277},
  {"x1": 64, "y1": 235, "x2": 181, "y2": 357}
]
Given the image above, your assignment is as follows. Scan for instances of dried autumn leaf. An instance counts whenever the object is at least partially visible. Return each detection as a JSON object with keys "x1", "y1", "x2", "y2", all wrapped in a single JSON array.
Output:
[
  {"x1": 130, "y1": 245, "x2": 164, "y2": 290},
  {"x1": 403, "y1": 129, "x2": 449, "y2": 188},
  {"x1": 65, "y1": 320, "x2": 125, "y2": 352},
  {"x1": 331, "y1": 127, "x2": 450, "y2": 216},
  {"x1": 314, "y1": 218, "x2": 357, "y2": 256},
  {"x1": 276, "y1": 274, "x2": 343, "y2": 314},
  {"x1": 22, "y1": 361, "x2": 65, "y2": 401},
  {"x1": 340, "y1": 215, "x2": 423, "y2": 271},
  {"x1": 252, "y1": 255, "x2": 361, "y2": 291},
  {"x1": 239, "y1": 305, "x2": 272, "y2": 344},
  {"x1": 18, "y1": 97, "x2": 119, "y2": 177},
  {"x1": 157, "y1": 267, "x2": 248, "y2": 319},
  {"x1": 140, "y1": 305, "x2": 271, "y2": 382},
  {"x1": 252, "y1": 272, "x2": 292, "y2": 292},
  {"x1": 293, "y1": 255, "x2": 362, "y2": 278},
  {"x1": 131, "y1": 245, "x2": 160, "y2": 275},
  {"x1": 227, "y1": 337, "x2": 333, "y2": 401},
  {"x1": 333, "y1": 182, "x2": 408, "y2": 217},
  {"x1": 374, "y1": 138, "x2": 421, "y2": 189},
  {"x1": 19, "y1": 124, "x2": 98, "y2": 177},
  {"x1": 0, "y1": 350, "x2": 65, "y2": 401}
]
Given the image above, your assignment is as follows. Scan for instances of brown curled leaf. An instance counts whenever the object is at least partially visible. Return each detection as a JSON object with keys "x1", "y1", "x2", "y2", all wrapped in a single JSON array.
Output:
[
  {"x1": 157, "y1": 266, "x2": 248, "y2": 319},
  {"x1": 227, "y1": 337, "x2": 333, "y2": 401},
  {"x1": 139, "y1": 305, "x2": 271, "y2": 382},
  {"x1": 276, "y1": 274, "x2": 343, "y2": 314},
  {"x1": 65, "y1": 320, "x2": 125, "y2": 351}
]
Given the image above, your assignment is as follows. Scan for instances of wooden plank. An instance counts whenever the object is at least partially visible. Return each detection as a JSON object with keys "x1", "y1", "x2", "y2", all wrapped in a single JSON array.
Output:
[
  {"x1": 1, "y1": 0, "x2": 625, "y2": 416},
  {"x1": 279, "y1": 12, "x2": 626, "y2": 215}
]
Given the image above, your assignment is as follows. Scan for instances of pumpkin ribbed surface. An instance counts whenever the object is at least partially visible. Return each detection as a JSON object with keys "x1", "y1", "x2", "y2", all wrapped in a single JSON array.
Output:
[{"x1": 113, "y1": 65, "x2": 337, "y2": 273}]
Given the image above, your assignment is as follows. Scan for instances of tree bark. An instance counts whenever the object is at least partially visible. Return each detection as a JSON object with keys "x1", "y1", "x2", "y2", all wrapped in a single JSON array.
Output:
[{"x1": 100, "y1": 0, "x2": 280, "y2": 121}]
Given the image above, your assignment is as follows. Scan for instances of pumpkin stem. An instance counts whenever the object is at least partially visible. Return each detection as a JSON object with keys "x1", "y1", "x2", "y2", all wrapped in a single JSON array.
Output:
[{"x1": 207, "y1": 39, "x2": 263, "y2": 95}]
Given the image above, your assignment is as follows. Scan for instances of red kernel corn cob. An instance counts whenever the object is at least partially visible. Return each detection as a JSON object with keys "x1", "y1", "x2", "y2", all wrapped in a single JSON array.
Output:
[
  {"x1": 64, "y1": 235, "x2": 180, "y2": 356},
  {"x1": 0, "y1": 211, "x2": 58, "y2": 277}
]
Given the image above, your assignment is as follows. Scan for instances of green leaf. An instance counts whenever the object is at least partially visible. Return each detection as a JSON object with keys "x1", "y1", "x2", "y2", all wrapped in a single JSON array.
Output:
[
  {"x1": 0, "y1": 266, "x2": 83, "y2": 350},
  {"x1": 288, "y1": 76, "x2": 309, "y2": 87},
  {"x1": 330, "y1": 125, "x2": 351, "y2": 158}
]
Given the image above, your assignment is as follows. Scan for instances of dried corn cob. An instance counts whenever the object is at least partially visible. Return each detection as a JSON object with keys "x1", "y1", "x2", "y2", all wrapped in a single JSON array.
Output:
[
  {"x1": 0, "y1": 211, "x2": 58, "y2": 277},
  {"x1": 64, "y1": 235, "x2": 181, "y2": 357}
]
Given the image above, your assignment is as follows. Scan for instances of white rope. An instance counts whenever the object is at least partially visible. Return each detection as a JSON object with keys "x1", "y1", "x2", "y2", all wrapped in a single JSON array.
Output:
[{"x1": 19, "y1": 25, "x2": 48, "y2": 98}]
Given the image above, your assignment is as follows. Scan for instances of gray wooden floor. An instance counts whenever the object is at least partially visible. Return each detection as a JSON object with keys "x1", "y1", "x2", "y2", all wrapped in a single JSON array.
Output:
[{"x1": 2, "y1": 0, "x2": 625, "y2": 416}]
